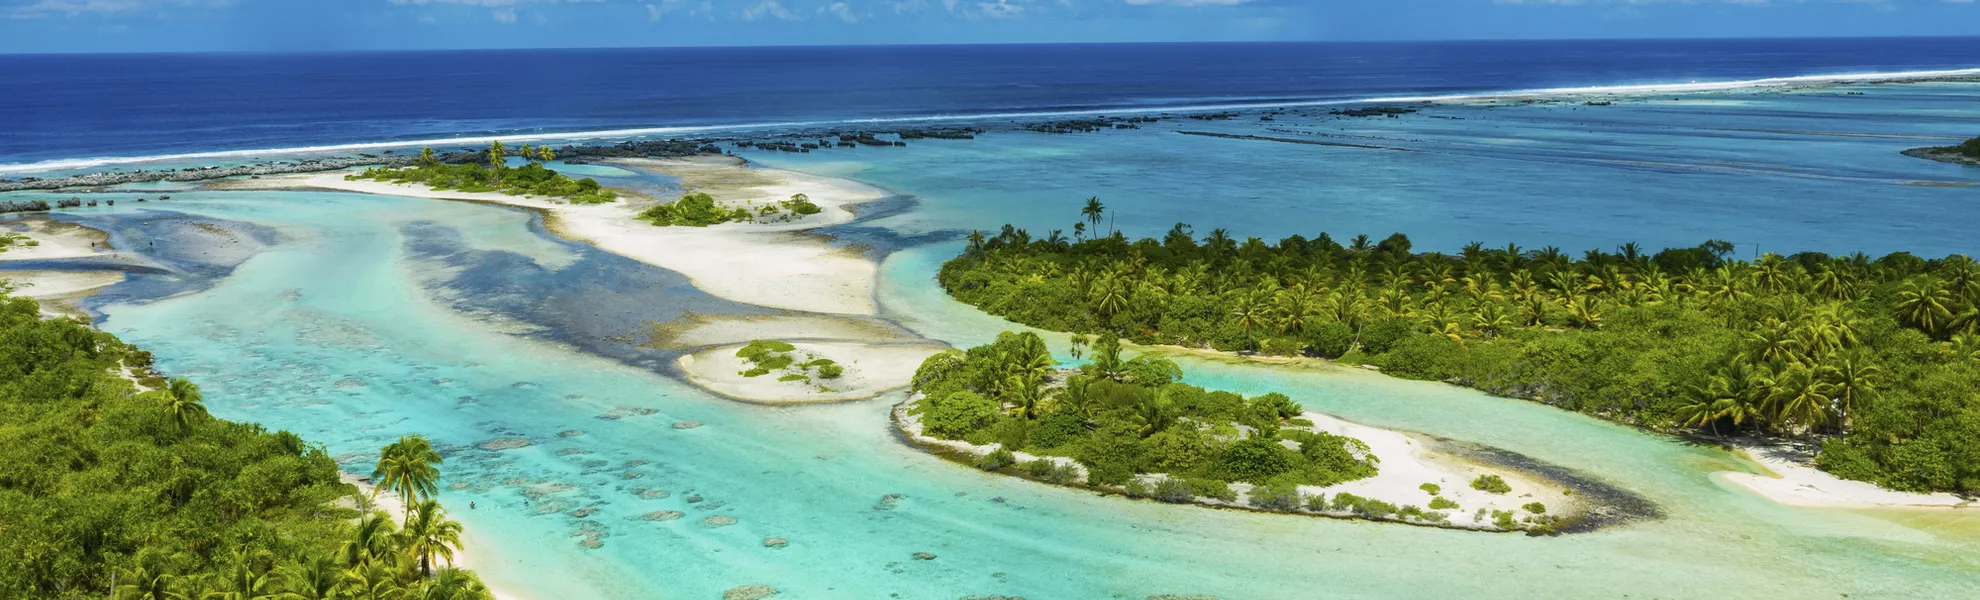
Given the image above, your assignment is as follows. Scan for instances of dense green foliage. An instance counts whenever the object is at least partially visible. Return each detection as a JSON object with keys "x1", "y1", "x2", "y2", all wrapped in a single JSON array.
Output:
[
  {"x1": 350, "y1": 143, "x2": 615, "y2": 204},
  {"x1": 0, "y1": 291, "x2": 492, "y2": 599},
  {"x1": 1959, "y1": 135, "x2": 1980, "y2": 158},
  {"x1": 640, "y1": 192, "x2": 753, "y2": 226},
  {"x1": 909, "y1": 331, "x2": 1379, "y2": 490},
  {"x1": 939, "y1": 212, "x2": 1980, "y2": 493}
]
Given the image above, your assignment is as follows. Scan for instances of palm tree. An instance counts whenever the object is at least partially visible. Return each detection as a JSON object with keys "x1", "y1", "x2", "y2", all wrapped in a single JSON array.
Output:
[
  {"x1": 413, "y1": 568, "x2": 493, "y2": 600},
  {"x1": 161, "y1": 378, "x2": 208, "y2": 434},
  {"x1": 537, "y1": 146, "x2": 556, "y2": 162},
  {"x1": 966, "y1": 230, "x2": 985, "y2": 254},
  {"x1": 1089, "y1": 276, "x2": 1131, "y2": 319},
  {"x1": 485, "y1": 141, "x2": 506, "y2": 184},
  {"x1": 1767, "y1": 365, "x2": 1834, "y2": 434},
  {"x1": 1002, "y1": 373, "x2": 1046, "y2": 420},
  {"x1": 1819, "y1": 355, "x2": 1881, "y2": 426},
  {"x1": 211, "y1": 555, "x2": 278, "y2": 600},
  {"x1": 416, "y1": 147, "x2": 438, "y2": 168},
  {"x1": 399, "y1": 499, "x2": 465, "y2": 579},
  {"x1": 1080, "y1": 197, "x2": 1105, "y2": 234},
  {"x1": 1228, "y1": 289, "x2": 1271, "y2": 352},
  {"x1": 341, "y1": 563, "x2": 404, "y2": 600},
  {"x1": 118, "y1": 565, "x2": 178, "y2": 600},
  {"x1": 280, "y1": 556, "x2": 344, "y2": 600},
  {"x1": 342, "y1": 511, "x2": 400, "y2": 568},
  {"x1": 373, "y1": 436, "x2": 443, "y2": 507},
  {"x1": 1893, "y1": 279, "x2": 1954, "y2": 336}
]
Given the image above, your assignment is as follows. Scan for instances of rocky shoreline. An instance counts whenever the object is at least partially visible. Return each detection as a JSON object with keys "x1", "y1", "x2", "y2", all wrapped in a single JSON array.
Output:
[{"x1": 1903, "y1": 147, "x2": 1980, "y2": 167}]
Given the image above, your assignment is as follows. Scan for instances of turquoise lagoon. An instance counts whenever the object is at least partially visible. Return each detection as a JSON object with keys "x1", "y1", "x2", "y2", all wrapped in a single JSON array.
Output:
[{"x1": 40, "y1": 81, "x2": 1980, "y2": 599}]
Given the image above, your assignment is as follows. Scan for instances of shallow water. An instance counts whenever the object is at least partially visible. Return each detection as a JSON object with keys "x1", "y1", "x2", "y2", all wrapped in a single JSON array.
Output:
[{"x1": 46, "y1": 80, "x2": 1980, "y2": 599}]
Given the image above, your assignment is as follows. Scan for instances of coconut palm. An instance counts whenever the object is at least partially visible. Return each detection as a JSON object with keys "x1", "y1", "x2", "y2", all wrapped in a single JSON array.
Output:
[
  {"x1": 1893, "y1": 279, "x2": 1954, "y2": 336},
  {"x1": 1819, "y1": 355, "x2": 1881, "y2": 425},
  {"x1": 1227, "y1": 289, "x2": 1272, "y2": 352},
  {"x1": 341, "y1": 563, "x2": 404, "y2": 600},
  {"x1": 399, "y1": 500, "x2": 465, "y2": 579},
  {"x1": 413, "y1": 568, "x2": 493, "y2": 600},
  {"x1": 210, "y1": 554, "x2": 278, "y2": 600},
  {"x1": 373, "y1": 435, "x2": 443, "y2": 506},
  {"x1": 118, "y1": 565, "x2": 178, "y2": 600},
  {"x1": 1080, "y1": 197, "x2": 1105, "y2": 233},
  {"x1": 1767, "y1": 365, "x2": 1834, "y2": 434},
  {"x1": 342, "y1": 511, "x2": 400, "y2": 568},
  {"x1": 280, "y1": 556, "x2": 344, "y2": 600},
  {"x1": 161, "y1": 378, "x2": 208, "y2": 434}
]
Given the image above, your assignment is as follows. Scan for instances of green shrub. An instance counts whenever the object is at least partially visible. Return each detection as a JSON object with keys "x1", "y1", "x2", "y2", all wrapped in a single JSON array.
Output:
[
  {"x1": 1189, "y1": 478, "x2": 1237, "y2": 502},
  {"x1": 1023, "y1": 459, "x2": 1056, "y2": 478},
  {"x1": 1246, "y1": 480, "x2": 1303, "y2": 511},
  {"x1": 817, "y1": 364, "x2": 845, "y2": 379},
  {"x1": 1419, "y1": 482, "x2": 1441, "y2": 496},
  {"x1": 777, "y1": 373, "x2": 809, "y2": 383},
  {"x1": 1492, "y1": 510, "x2": 1518, "y2": 530},
  {"x1": 1429, "y1": 496, "x2": 1460, "y2": 510},
  {"x1": 976, "y1": 447, "x2": 1016, "y2": 471},
  {"x1": 919, "y1": 391, "x2": 1001, "y2": 440},
  {"x1": 1216, "y1": 437, "x2": 1300, "y2": 483},
  {"x1": 1305, "y1": 492, "x2": 1330, "y2": 511},
  {"x1": 1471, "y1": 474, "x2": 1512, "y2": 494},
  {"x1": 642, "y1": 192, "x2": 752, "y2": 226},
  {"x1": 1523, "y1": 502, "x2": 1547, "y2": 515},
  {"x1": 1305, "y1": 321, "x2": 1355, "y2": 357},
  {"x1": 1330, "y1": 492, "x2": 1367, "y2": 512},
  {"x1": 1356, "y1": 498, "x2": 1399, "y2": 518},
  {"x1": 1960, "y1": 135, "x2": 1980, "y2": 158},
  {"x1": 1358, "y1": 318, "x2": 1418, "y2": 354},
  {"x1": 1154, "y1": 477, "x2": 1194, "y2": 503}
]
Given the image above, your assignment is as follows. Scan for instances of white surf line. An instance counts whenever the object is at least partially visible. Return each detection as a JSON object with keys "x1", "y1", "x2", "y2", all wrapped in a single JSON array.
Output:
[{"x1": 4, "y1": 66, "x2": 1975, "y2": 177}]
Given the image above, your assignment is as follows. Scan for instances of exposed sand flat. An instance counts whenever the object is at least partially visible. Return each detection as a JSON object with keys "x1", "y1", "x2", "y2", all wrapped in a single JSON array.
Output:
[
  {"x1": 678, "y1": 341, "x2": 947, "y2": 404},
  {"x1": 2, "y1": 216, "x2": 111, "y2": 261},
  {"x1": 649, "y1": 312, "x2": 920, "y2": 351},
  {"x1": 1, "y1": 270, "x2": 125, "y2": 318},
  {"x1": 287, "y1": 155, "x2": 886, "y2": 315},
  {"x1": 1293, "y1": 411, "x2": 1573, "y2": 528},
  {"x1": 1723, "y1": 439, "x2": 1972, "y2": 509}
]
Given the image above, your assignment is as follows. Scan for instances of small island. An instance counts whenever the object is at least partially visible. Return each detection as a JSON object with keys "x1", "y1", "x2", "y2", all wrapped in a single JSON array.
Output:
[
  {"x1": 640, "y1": 191, "x2": 820, "y2": 226},
  {"x1": 349, "y1": 142, "x2": 617, "y2": 204},
  {"x1": 1903, "y1": 134, "x2": 1980, "y2": 167},
  {"x1": 898, "y1": 331, "x2": 1573, "y2": 532},
  {"x1": 938, "y1": 203, "x2": 1980, "y2": 498}
]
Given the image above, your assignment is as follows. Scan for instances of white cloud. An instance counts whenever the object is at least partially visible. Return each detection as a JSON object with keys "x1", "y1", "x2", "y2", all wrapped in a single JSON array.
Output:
[
  {"x1": 821, "y1": 0, "x2": 856, "y2": 20},
  {"x1": 4, "y1": 0, "x2": 234, "y2": 19},
  {"x1": 739, "y1": 0, "x2": 798, "y2": 19},
  {"x1": 1123, "y1": 0, "x2": 1254, "y2": 5}
]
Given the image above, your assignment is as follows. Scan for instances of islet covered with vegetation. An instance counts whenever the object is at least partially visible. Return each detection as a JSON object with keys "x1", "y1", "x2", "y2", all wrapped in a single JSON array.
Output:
[
  {"x1": 349, "y1": 141, "x2": 616, "y2": 205},
  {"x1": 936, "y1": 199, "x2": 1980, "y2": 495}
]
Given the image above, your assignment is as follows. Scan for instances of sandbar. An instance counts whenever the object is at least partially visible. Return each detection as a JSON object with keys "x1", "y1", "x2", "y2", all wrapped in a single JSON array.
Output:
[
  {"x1": 679, "y1": 341, "x2": 947, "y2": 404},
  {"x1": 1721, "y1": 439, "x2": 1972, "y2": 510}
]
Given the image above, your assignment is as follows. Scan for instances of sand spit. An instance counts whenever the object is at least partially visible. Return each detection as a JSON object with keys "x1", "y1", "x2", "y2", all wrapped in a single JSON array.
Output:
[
  {"x1": 1723, "y1": 439, "x2": 1973, "y2": 510},
  {"x1": 679, "y1": 341, "x2": 947, "y2": 404}
]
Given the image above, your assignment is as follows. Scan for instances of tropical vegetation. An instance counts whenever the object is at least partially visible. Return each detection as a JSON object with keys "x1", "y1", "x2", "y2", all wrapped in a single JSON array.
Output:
[
  {"x1": 938, "y1": 207, "x2": 1980, "y2": 494},
  {"x1": 350, "y1": 142, "x2": 615, "y2": 204},
  {"x1": 909, "y1": 331, "x2": 1381, "y2": 495},
  {"x1": 1959, "y1": 135, "x2": 1980, "y2": 159},
  {"x1": 639, "y1": 192, "x2": 752, "y2": 226},
  {"x1": 0, "y1": 289, "x2": 493, "y2": 599}
]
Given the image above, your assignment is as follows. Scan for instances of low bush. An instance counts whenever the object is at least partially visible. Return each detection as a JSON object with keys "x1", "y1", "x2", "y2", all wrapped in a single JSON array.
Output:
[
  {"x1": 1523, "y1": 502, "x2": 1547, "y2": 515},
  {"x1": 1246, "y1": 481, "x2": 1303, "y2": 511},
  {"x1": 976, "y1": 447, "x2": 1016, "y2": 471},
  {"x1": 1419, "y1": 482, "x2": 1441, "y2": 496},
  {"x1": 1153, "y1": 477, "x2": 1194, "y2": 503},
  {"x1": 1471, "y1": 474, "x2": 1512, "y2": 494},
  {"x1": 1429, "y1": 496, "x2": 1460, "y2": 510}
]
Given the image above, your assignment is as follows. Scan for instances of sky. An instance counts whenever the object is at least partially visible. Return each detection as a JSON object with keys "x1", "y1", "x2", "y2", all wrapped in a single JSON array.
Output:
[{"x1": 0, "y1": 0, "x2": 1977, "y2": 53}]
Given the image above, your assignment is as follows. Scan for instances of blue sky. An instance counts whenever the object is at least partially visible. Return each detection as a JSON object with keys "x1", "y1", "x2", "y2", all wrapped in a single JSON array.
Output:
[{"x1": 1, "y1": 0, "x2": 1977, "y2": 53}]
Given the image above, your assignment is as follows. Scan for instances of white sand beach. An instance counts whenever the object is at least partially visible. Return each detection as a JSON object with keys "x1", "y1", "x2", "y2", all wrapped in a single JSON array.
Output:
[
  {"x1": 679, "y1": 341, "x2": 947, "y2": 404},
  {"x1": 1, "y1": 215, "x2": 110, "y2": 261},
  {"x1": 267, "y1": 155, "x2": 886, "y2": 316},
  {"x1": 1722, "y1": 439, "x2": 1972, "y2": 509},
  {"x1": 0, "y1": 270, "x2": 125, "y2": 317}
]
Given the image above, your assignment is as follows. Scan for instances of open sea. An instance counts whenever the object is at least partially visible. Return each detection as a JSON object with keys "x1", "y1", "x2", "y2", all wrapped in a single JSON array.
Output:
[{"x1": 6, "y1": 39, "x2": 1980, "y2": 599}]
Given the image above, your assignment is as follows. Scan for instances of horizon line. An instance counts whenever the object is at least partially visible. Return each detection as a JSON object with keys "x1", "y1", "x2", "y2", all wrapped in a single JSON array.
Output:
[{"x1": 7, "y1": 34, "x2": 1980, "y2": 58}]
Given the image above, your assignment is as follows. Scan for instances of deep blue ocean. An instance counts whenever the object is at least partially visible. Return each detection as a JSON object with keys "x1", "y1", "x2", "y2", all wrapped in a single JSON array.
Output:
[{"x1": 5, "y1": 38, "x2": 1980, "y2": 168}]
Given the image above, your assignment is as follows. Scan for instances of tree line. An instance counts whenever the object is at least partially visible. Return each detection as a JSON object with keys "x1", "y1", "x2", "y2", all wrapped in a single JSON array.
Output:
[
  {"x1": 938, "y1": 203, "x2": 1980, "y2": 494},
  {"x1": 0, "y1": 289, "x2": 494, "y2": 599},
  {"x1": 350, "y1": 142, "x2": 614, "y2": 205}
]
